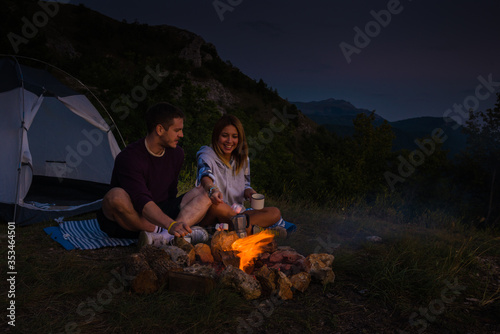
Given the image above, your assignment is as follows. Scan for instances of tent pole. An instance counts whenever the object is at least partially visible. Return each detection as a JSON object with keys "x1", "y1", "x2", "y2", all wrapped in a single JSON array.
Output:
[{"x1": 11, "y1": 56, "x2": 25, "y2": 224}]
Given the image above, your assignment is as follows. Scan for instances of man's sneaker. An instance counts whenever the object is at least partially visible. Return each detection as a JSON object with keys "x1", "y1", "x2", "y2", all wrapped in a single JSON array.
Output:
[
  {"x1": 138, "y1": 231, "x2": 174, "y2": 248},
  {"x1": 186, "y1": 226, "x2": 209, "y2": 245},
  {"x1": 252, "y1": 225, "x2": 287, "y2": 239}
]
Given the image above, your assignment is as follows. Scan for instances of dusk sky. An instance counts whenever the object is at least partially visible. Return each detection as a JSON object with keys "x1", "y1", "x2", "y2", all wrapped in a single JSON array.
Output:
[{"x1": 59, "y1": 0, "x2": 499, "y2": 121}]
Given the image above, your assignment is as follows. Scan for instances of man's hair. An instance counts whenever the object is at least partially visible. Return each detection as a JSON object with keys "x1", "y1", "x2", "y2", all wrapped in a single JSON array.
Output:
[
  {"x1": 211, "y1": 114, "x2": 248, "y2": 175},
  {"x1": 145, "y1": 102, "x2": 185, "y2": 134}
]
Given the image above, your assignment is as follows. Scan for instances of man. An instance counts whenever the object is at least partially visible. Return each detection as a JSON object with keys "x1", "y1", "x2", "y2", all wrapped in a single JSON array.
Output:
[{"x1": 97, "y1": 102, "x2": 211, "y2": 246}]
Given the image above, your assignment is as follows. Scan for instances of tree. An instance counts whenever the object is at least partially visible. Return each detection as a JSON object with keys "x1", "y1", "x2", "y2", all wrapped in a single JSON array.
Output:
[
  {"x1": 462, "y1": 93, "x2": 500, "y2": 227},
  {"x1": 349, "y1": 111, "x2": 395, "y2": 195}
]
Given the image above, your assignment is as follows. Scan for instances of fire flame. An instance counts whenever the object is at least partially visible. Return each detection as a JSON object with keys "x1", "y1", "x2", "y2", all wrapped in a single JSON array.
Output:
[{"x1": 231, "y1": 230, "x2": 274, "y2": 273}]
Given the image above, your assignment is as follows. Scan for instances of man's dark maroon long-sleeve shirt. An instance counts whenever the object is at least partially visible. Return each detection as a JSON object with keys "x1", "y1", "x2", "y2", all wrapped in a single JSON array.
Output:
[{"x1": 110, "y1": 138, "x2": 184, "y2": 214}]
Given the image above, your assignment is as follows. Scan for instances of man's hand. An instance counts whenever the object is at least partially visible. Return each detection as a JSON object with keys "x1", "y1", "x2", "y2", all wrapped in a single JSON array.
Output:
[{"x1": 168, "y1": 221, "x2": 192, "y2": 237}]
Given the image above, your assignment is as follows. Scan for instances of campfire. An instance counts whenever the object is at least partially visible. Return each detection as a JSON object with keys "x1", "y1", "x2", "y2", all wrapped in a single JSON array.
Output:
[
  {"x1": 230, "y1": 230, "x2": 275, "y2": 273},
  {"x1": 123, "y1": 230, "x2": 335, "y2": 300}
]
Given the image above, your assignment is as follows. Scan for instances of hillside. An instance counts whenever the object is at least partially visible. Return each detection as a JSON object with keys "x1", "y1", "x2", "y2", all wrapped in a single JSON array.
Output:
[{"x1": 1, "y1": 0, "x2": 323, "y2": 197}]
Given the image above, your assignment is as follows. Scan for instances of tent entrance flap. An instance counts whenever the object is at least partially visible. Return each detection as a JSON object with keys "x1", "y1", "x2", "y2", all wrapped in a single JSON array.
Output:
[{"x1": 24, "y1": 176, "x2": 111, "y2": 207}]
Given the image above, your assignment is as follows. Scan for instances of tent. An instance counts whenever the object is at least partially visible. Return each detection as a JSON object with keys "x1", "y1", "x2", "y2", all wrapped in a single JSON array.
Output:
[{"x1": 0, "y1": 56, "x2": 122, "y2": 225}]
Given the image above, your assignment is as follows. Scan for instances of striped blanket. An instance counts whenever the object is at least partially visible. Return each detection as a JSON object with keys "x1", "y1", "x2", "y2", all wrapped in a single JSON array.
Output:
[{"x1": 44, "y1": 218, "x2": 137, "y2": 250}]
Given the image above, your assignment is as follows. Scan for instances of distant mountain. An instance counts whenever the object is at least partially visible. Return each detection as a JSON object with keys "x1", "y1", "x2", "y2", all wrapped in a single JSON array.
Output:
[
  {"x1": 292, "y1": 98, "x2": 386, "y2": 127},
  {"x1": 292, "y1": 98, "x2": 467, "y2": 158}
]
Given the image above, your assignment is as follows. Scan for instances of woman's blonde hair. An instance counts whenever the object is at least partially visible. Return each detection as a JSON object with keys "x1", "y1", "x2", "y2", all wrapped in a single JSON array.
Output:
[{"x1": 211, "y1": 114, "x2": 248, "y2": 175}]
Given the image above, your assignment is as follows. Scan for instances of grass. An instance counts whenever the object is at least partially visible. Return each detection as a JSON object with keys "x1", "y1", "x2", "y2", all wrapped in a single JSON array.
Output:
[{"x1": 1, "y1": 197, "x2": 499, "y2": 333}]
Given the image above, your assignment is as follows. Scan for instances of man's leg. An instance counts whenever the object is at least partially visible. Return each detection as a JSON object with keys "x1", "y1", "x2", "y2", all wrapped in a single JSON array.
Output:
[
  {"x1": 176, "y1": 185, "x2": 211, "y2": 227},
  {"x1": 102, "y1": 187, "x2": 157, "y2": 232}
]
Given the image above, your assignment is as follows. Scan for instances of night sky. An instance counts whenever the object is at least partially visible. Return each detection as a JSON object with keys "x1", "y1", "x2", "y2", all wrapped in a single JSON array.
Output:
[{"x1": 57, "y1": 0, "x2": 500, "y2": 121}]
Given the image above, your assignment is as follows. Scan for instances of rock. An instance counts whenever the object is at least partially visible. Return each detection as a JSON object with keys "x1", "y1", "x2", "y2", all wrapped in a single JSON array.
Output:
[
  {"x1": 276, "y1": 271, "x2": 293, "y2": 300},
  {"x1": 295, "y1": 257, "x2": 312, "y2": 273},
  {"x1": 259, "y1": 253, "x2": 271, "y2": 262},
  {"x1": 268, "y1": 263, "x2": 293, "y2": 276},
  {"x1": 290, "y1": 272, "x2": 311, "y2": 293},
  {"x1": 124, "y1": 253, "x2": 159, "y2": 294},
  {"x1": 259, "y1": 249, "x2": 310, "y2": 276},
  {"x1": 276, "y1": 246, "x2": 296, "y2": 252},
  {"x1": 220, "y1": 265, "x2": 261, "y2": 300},
  {"x1": 159, "y1": 245, "x2": 191, "y2": 267},
  {"x1": 269, "y1": 250, "x2": 305, "y2": 264},
  {"x1": 269, "y1": 251, "x2": 285, "y2": 263},
  {"x1": 254, "y1": 265, "x2": 277, "y2": 296},
  {"x1": 132, "y1": 270, "x2": 159, "y2": 295},
  {"x1": 139, "y1": 245, "x2": 165, "y2": 260},
  {"x1": 142, "y1": 247, "x2": 182, "y2": 285},
  {"x1": 211, "y1": 230, "x2": 240, "y2": 262},
  {"x1": 179, "y1": 35, "x2": 205, "y2": 68},
  {"x1": 186, "y1": 248, "x2": 196, "y2": 266},
  {"x1": 194, "y1": 243, "x2": 214, "y2": 264},
  {"x1": 183, "y1": 263, "x2": 216, "y2": 279},
  {"x1": 124, "y1": 252, "x2": 150, "y2": 276},
  {"x1": 307, "y1": 253, "x2": 335, "y2": 285},
  {"x1": 221, "y1": 249, "x2": 242, "y2": 270},
  {"x1": 366, "y1": 236, "x2": 382, "y2": 242},
  {"x1": 173, "y1": 237, "x2": 194, "y2": 254},
  {"x1": 261, "y1": 240, "x2": 278, "y2": 254},
  {"x1": 307, "y1": 253, "x2": 334, "y2": 267}
]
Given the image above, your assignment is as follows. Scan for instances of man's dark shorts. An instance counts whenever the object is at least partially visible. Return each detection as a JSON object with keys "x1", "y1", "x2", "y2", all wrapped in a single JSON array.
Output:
[{"x1": 97, "y1": 194, "x2": 185, "y2": 239}]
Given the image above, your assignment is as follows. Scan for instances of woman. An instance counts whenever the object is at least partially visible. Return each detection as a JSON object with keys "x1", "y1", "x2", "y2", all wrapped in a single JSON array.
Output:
[{"x1": 196, "y1": 114, "x2": 293, "y2": 236}]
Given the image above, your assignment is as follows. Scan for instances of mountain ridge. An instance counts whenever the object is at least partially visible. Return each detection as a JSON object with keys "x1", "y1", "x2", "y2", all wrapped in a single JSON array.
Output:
[{"x1": 292, "y1": 98, "x2": 467, "y2": 157}]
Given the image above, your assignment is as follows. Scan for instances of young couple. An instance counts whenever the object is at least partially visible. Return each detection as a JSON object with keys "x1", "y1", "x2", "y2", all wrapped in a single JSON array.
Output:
[{"x1": 96, "y1": 102, "x2": 295, "y2": 246}]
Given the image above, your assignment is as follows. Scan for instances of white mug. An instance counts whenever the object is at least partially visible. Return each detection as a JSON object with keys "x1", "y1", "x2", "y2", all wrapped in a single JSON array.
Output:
[{"x1": 251, "y1": 193, "x2": 265, "y2": 210}]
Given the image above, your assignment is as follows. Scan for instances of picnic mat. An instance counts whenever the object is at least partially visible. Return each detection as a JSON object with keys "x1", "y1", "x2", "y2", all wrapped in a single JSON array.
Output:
[{"x1": 44, "y1": 218, "x2": 137, "y2": 250}]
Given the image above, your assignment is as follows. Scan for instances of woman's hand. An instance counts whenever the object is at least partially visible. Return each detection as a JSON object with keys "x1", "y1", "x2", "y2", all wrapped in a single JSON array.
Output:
[
  {"x1": 244, "y1": 188, "x2": 257, "y2": 202},
  {"x1": 210, "y1": 189, "x2": 224, "y2": 204},
  {"x1": 201, "y1": 177, "x2": 224, "y2": 205}
]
